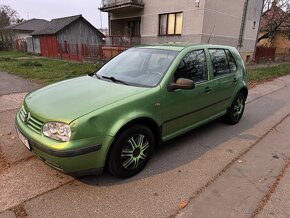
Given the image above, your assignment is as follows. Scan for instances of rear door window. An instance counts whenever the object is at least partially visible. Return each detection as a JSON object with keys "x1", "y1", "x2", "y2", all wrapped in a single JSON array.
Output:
[{"x1": 209, "y1": 49, "x2": 231, "y2": 77}]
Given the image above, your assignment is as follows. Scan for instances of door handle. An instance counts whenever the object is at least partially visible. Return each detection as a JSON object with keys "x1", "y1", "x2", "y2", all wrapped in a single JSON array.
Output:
[
  {"x1": 204, "y1": 87, "x2": 212, "y2": 94},
  {"x1": 233, "y1": 78, "x2": 238, "y2": 83}
]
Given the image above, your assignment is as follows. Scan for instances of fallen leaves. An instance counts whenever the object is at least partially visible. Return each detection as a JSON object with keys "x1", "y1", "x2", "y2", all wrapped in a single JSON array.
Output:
[{"x1": 178, "y1": 201, "x2": 187, "y2": 209}]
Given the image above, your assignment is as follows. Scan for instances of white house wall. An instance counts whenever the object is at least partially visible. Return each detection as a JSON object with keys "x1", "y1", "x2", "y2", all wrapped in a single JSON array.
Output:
[
  {"x1": 107, "y1": 0, "x2": 264, "y2": 57},
  {"x1": 14, "y1": 32, "x2": 31, "y2": 40}
]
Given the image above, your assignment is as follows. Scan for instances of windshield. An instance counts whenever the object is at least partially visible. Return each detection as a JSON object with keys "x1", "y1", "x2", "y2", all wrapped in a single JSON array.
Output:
[{"x1": 96, "y1": 48, "x2": 178, "y2": 87}]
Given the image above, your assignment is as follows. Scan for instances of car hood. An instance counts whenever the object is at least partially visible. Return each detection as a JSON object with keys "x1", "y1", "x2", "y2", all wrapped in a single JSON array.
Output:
[{"x1": 25, "y1": 76, "x2": 149, "y2": 123}]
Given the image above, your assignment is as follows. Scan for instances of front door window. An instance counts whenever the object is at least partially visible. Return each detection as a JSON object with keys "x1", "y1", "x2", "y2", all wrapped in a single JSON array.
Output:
[{"x1": 174, "y1": 49, "x2": 208, "y2": 83}]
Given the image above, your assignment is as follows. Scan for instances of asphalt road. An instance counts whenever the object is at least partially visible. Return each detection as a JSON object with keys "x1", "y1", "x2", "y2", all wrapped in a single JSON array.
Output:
[{"x1": 1, "y1": 71, "x2": 290, "y2": 218}]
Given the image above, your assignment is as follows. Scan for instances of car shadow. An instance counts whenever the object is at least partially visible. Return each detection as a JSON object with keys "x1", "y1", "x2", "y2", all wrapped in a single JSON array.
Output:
[{"x1": 78, "y1": 95, "x2": 285, "y2": 186}]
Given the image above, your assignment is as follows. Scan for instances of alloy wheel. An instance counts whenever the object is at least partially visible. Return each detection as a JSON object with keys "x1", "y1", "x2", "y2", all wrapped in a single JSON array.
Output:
[
  {"x1": 233, "y1": 97, "x2": 244, "y2": 119},
  {"x1": 120, "y1": 134, "x2": 149, "y2": 170}
]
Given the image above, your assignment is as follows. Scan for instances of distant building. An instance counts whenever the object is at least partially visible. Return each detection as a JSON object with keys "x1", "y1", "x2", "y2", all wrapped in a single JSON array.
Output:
[
  {"x1": 258, "y1": 2, "x2": 290, "y2": 55},
  {"x1": 31, "y1": 15, "x2": 105, "y2": 61},
  {"x1": 4, "y1": 19, "x2": 50, "y2": 50},
  {"x1": 100, "y1": 0, "x2": 264, "y2": 61}
]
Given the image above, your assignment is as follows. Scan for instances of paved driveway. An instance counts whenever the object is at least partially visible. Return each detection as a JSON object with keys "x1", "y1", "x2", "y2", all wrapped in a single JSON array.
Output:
[{"x1": 1, "y1": 71, "x2": 290, "y2": 218}]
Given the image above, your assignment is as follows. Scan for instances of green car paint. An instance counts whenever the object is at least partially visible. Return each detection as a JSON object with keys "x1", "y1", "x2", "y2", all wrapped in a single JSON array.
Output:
[{"x1": 15, "y1": 44, "x2": 248, "y2": 176}]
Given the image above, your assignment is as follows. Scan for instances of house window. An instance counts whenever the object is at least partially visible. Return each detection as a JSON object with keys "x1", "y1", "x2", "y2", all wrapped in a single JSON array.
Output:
[{"x1": 159, "y1": 12, "x2": 183, "y2": 36}]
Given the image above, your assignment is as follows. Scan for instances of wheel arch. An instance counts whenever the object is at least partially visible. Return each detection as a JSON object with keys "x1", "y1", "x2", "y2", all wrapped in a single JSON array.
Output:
[
  {"x1": 112, "y1": 117, "x2": 161, "y2": 147},
  {"x1": 104, "y1": 117, "x2": 162, "y2": 167},
  {"x1": 238, "y1": 86, "x2": 248, "y2": 100}
]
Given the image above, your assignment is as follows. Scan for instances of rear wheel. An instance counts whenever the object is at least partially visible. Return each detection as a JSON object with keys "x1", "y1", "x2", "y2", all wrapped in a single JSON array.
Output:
[
  {"x1": 107, "y1": 125, "x2": 154, "y2": 178},
  {"x1": 224, "y1": 93, "x2": 245, "y2": 125}
]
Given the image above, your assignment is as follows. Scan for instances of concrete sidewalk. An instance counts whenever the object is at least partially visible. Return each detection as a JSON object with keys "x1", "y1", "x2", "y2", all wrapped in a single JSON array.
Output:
[
  {"x1": 179, "y1": 114, "x2": 290, "y2": 217},
  {"x1": 0, "y1": 72, "x2": 40, "y2": 96}
]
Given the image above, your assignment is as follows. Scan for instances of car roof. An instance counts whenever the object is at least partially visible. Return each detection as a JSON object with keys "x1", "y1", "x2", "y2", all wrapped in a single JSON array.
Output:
[{"x1": 138, "y1": 43, "x2": 237, "y2": 52}]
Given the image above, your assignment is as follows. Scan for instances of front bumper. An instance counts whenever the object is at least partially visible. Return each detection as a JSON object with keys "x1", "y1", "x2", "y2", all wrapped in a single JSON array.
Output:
[
  {"x1": 30, "y1": 140, "x2": 102, "y2": 157},
  {"x1": 16, "y1": 110, "x2": 114, "y2": 175}
]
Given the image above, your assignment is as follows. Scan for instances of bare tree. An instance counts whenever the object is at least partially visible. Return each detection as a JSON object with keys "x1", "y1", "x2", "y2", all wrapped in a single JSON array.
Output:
[
  {"x1": 263, "y1": 0, "x2": 273, "y2": 11},
  {"x1": 0, "y1": 5, "x2": 21, "y2": 50},
  {"x1": 258, "y1": 0, "x2": 290, "y2": 43},
  {"x1": 0, "y1": 5, "x2": 20, "y2": 28}
]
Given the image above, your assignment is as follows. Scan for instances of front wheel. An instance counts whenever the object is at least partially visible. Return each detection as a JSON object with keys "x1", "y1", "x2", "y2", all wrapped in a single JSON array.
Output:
[
  {"x1": 107, "y1": 125, "x2": 154, "y2": 178},
  {"x1": 224, "y1": 93, "x2": 245, "y2": 125}
]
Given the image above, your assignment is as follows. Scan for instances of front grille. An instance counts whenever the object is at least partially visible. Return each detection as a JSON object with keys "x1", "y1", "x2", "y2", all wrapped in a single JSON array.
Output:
[{"x1": 19, "y1": 106, "x2": 43, "y2": 134}]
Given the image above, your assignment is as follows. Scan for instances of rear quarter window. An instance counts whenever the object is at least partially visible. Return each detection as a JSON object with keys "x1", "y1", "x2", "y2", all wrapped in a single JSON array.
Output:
[{"x1": 225, "y1": 49, "x2": 237, "y2": 73}]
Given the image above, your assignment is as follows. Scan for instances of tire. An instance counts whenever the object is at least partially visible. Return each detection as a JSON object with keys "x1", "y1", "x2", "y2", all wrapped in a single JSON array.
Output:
[
  {"x1": 107, "y1": 125, "x2": 154, "y2": 178},
  {"x1": 223, "y1": 93, "x2": 245, "y2": 125}
]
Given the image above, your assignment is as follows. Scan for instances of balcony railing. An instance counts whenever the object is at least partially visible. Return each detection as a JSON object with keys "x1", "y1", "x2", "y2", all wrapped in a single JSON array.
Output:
[
  {"x1": 105, "y1": 35, "x2": 141, "y2": 46},
  {"x1": 100, "y1": 0, "x2": 144, "y2": 12}
]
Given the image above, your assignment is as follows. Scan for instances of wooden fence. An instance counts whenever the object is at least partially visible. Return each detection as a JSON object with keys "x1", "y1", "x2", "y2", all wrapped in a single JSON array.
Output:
[
  {"x1": 255, "y1": 47, "x2": 276, "y2": 63},
  {"x1": 255, "y1": 47, "x2": 290, "y2": 63},
  {"x1": 57, "y1": 43, "x2": 129, "y2": 62}
]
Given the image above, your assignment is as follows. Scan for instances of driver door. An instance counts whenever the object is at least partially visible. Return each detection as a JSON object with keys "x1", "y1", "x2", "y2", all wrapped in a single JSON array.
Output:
[{"x1": 161, "y1": 49, "x2": 215, "y2": 140}]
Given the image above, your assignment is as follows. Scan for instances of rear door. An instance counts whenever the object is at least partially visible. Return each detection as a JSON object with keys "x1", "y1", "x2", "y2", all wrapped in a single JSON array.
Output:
[{"x1": 208, "y1": 48, "x2": 239, "y2": 113}]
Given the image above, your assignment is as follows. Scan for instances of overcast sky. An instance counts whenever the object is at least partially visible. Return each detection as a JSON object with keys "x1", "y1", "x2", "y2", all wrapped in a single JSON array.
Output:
[{"x1": 1, "y1": 0, "x2": 108, "y2": 28}]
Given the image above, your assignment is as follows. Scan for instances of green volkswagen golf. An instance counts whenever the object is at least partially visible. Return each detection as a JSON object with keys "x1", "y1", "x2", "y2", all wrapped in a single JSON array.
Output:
[{"x1": 16, "y1": 44, "x2": 248, "y2": 178}]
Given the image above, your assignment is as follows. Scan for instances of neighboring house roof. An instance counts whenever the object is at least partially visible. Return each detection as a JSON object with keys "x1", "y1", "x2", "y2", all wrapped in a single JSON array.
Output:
[
  {"x1": 32, "y1": 15, "x2": 105, "y2": 38},
  {"x1": 260, "y1": 3, "x2": 290, "y2": 31},
  {"x1": 5, "y1": 19, "x2": 50, "y2": 32},
  {"x1": 32, "y1": 15, "x2": 81, "y2": 35}
]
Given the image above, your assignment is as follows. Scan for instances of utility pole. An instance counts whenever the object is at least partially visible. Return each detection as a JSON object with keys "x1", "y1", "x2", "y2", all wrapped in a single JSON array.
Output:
[
  {"x1": 99, "y1": 3, "x2": 103, "y2": 29},
  {"x1": 100, "y1": 11, "x2": 103, "y2": 29}
]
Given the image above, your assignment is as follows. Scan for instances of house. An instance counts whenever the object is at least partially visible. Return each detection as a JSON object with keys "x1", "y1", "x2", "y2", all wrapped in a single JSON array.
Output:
[
  {"x1": 31, "y1": 15, "x2": 105, "y2": 61},
  {"x1": 4, "y1": 19, "x2": 50, "y2": 51},
  {"x1": 258, "y1": 1, "x2": 290, "y2": 57},
  {"x1": 100, "y1": 0, "x2": 264, "y2": 62}
]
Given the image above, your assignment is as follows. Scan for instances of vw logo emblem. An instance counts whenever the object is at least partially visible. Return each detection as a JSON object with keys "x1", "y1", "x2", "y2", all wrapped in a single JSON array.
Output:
[{"x1": 24, "y1": 112, "x2": 31, "y2": 124}]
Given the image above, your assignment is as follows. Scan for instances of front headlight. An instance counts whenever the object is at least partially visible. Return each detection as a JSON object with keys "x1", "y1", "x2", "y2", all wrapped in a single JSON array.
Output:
[{"x1": 42, "y1": 122, "x2": 71, "y2": 142}]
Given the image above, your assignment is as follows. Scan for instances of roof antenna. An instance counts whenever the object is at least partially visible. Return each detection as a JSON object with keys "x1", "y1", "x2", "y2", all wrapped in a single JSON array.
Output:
[{"x1": 207, "y1": 25, "x2": 215, "y2": 44}]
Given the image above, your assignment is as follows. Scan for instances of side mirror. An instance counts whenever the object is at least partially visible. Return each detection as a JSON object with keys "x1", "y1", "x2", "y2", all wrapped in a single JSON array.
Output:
[{"x1": 168, "y1": 78, "x2": 195, "y2": 92}]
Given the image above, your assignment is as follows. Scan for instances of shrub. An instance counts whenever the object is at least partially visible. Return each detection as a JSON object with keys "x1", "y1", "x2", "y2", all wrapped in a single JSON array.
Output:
[
  {"x1": 19, "y1": 61, "x2": 43, "y2": 67},
  {"x1": 0, "y1": 57, "x2": 12, "y2": 61}
]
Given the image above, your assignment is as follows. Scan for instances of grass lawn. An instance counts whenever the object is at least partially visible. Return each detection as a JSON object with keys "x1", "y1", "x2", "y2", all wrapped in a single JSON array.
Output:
[
  {"x1": 0, "y1": 51, "x2": 289, "y2": 86},
  {"x1": 0, "y1": 51, "x2": 100, "y2": 85},
  {"x1": 248, "y1": 63, "x2": 290, "y2": 84},
  {"x1": 0, "y1": 50, "x2": 29, "y2": 58}
]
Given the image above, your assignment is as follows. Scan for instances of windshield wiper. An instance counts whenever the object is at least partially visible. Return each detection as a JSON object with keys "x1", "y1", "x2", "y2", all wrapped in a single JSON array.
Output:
[
  {"x1": 88, "y1": 72, "x2": 101, "y2": 79},
  {"x1": 101, "y1": 76, "x2": 129, "y2": 85}
]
